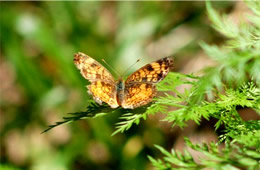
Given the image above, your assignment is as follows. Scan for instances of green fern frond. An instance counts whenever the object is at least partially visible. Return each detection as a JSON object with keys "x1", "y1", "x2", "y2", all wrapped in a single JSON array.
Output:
[
  {"x1": 148, "y1": 138, "x2": 260, "y2": 169},
  {"x1": 112, "y1": 103, "x2": 167, "y2": 136},
  {"x1": 147, "y1": 2, "x2": 260, "y2": 168},
  {"x1": 206, "y1": 1, "x2": 239, "y2": 39},
  {"x1": 42, "y1": 102, "x2": 111, "y2": 133},
  {"x1": 206, "y1": 1, "x2": 260, "y2": 50}
]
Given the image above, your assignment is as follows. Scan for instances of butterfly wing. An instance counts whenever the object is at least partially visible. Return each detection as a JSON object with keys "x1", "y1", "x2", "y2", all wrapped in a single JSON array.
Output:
[
  {"x1": 74, "y1": 52, "x2": 115, "y2": 83},
  {"x1": 122, "y1": 57, "x2": 173, "y2": 109},
  {"x1": 74, "y1": 52, "x2": 119, "y2": 108},
  {"x1": 125, "y1": 57, "x2": 173, "y2": 85},
  {"x1": 121, "y1": 83, "x2": 156, "y2": 109},
  {"x1": 87, "y1": 80, "x2": 119, "y2": 108}
]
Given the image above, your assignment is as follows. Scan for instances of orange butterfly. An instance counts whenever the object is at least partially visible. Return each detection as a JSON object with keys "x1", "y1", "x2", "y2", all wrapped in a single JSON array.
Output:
[{"x1": 74, "y1": 52, "x2": 173, "y2": 109}]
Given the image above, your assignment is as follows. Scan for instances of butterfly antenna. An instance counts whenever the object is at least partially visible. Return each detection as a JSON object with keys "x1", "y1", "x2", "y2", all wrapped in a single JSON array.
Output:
[
  {"x1": 102, "y1": 59, "x2": 120, "y2": 77},
  {"x1": 121, "y1": 59, "x2": 140, "y2": 77}
]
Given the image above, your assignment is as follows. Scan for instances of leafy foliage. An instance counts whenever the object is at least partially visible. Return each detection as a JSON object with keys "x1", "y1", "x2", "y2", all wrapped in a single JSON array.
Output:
[
  {"x1": 147, "y1": 1, "x2": 260, "y2": 169},
  {"x1": 148, "y1": 138, "x2": 260, "y2": 170}
]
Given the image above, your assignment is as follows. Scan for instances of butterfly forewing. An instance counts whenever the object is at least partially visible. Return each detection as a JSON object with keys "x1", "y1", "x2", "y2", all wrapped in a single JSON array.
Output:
[
  {"x1": 125, "y1": 57, "x2": 173, "y2": 84},
  {"x1": 74, "y1": 52, "x2": 115, "y2": 83}
]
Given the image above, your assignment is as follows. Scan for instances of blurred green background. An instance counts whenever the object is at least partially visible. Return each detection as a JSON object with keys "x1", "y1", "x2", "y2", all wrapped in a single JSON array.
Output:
[{"x1": 0, "y1": 1, "x2": 236, "y2": 170}]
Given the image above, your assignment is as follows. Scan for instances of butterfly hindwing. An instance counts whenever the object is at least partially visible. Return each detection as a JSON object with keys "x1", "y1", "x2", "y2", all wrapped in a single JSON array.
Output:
[
  {"x1": 121, "y1": 83, "x2": 156, "y2": 109},
  {"x1": 88, "y1": 80, "x2": 119, "y2": 108},
  {"x1": 122, "y1": 57, "x2": 173, "y2": 109}
]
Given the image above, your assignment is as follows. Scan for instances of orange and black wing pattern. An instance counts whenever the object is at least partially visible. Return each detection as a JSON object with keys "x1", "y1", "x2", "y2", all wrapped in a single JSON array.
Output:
[
  {"x1": 121, "y1": 83, "x2": 156, "y2": 109},
  {"x1": 122, "y1": 57, "x2": 173, "y2": 109},
  {"x1": 125, "y1": 57, "x2": 173, "y2": 85},
  {"x1": 87, "y1": 81, "x2": 119, "y2": 108},
  {"x1": 74, "y1": 52, "x2": 119, "y2": 108},
  {"x1": 74, "y1": 52, "x2": 115, "y2": 83}
]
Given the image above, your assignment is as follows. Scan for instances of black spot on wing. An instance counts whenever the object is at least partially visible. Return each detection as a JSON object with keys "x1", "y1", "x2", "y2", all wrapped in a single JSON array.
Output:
[
  {"x1": 142, "y1": 77, "x2": 147, "y2": 82},
  {"x1": 147, "y1": 65, "x2": 154, "y2": 71},
  {"x1": 90, "y1": 63, "x2": 97, "y2": 67},
  {"x1": 157, "y1": 58, "x2": 165, "y2": 65}
]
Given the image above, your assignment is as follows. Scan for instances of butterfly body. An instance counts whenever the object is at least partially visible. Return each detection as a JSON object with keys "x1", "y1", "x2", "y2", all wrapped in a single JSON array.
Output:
[
  {"x1": 74, "y1": 52, "x2": 173, "y2": 109},
  {"x1": 116, "y1": 79, "x2": 125, "y2": 106}
]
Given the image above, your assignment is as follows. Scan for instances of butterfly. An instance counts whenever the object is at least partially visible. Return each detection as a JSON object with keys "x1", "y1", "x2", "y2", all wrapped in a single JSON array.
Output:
[{"x1": 74, "y1": 52, "x2": 173, "y2": 109}]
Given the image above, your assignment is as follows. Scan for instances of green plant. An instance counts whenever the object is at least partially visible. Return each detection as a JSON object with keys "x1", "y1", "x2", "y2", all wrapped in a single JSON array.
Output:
[
  {"x1": 44, "y1": 1, "x2": 260, "y2": 169},
  {"x1": 146, "y1": 2, "x2": 260, "y2": 169}
]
